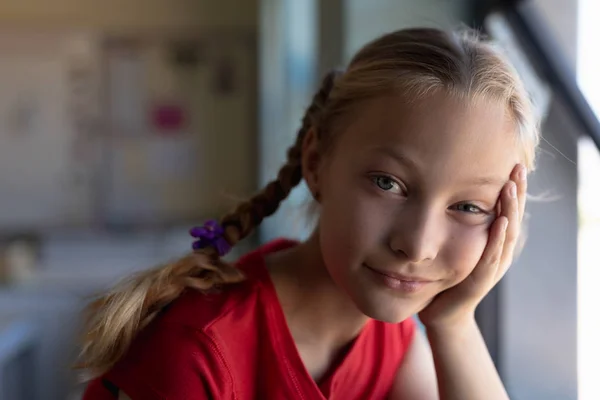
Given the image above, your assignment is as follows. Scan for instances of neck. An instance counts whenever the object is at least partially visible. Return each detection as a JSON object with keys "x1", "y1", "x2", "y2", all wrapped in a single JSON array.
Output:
[{"x1": 266, "y1": 231, "x2": 369, "y2": 352}]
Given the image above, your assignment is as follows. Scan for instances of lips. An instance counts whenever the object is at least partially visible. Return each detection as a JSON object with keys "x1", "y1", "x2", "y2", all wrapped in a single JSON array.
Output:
[
  {"x1": 363, "y1": 264, "x2": 436, "y2": 293},
  {"x1": 363, "y1": 264, "x2": 435, "y2": 283}
]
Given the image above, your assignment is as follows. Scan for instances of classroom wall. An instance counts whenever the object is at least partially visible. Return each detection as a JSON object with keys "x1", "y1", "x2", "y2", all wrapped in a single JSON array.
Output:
[
  {"x1": 0, "y1": 0, "x2": 257, "y2": 31},
  {"x1": 0, "y1": 1, "x2": 259, "y2": 231},
  {"x1": 344, "y1": 0, "x2": 471, "y2": 61}
]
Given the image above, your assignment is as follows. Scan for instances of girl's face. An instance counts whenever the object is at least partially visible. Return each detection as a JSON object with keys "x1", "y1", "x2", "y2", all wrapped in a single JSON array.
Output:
[{"x1": 310, "y1": 92, "x2": 520, "y2": 323}]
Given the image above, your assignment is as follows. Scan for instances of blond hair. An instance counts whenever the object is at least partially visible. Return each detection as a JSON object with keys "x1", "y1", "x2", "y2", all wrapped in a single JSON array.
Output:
[{"x1": 78, "y1": 27, "x2": 540, "y2": 377}]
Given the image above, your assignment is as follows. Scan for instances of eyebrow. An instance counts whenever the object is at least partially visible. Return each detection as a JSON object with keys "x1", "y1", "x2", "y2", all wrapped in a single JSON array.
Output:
[
  {"x1": 466, "y1": 177, "x2": 507, "y2": 187},
  {"x1": 371, "y1": 146, "x2": 421, "y2": 170},
  {"x1": 372, "y1": 146, "x2": 507, "y2": 187}
]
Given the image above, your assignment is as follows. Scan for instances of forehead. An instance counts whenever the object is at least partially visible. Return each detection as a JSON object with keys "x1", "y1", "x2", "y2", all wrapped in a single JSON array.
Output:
[{"x1": 333, "y1": 92, "x2": 519, "y2": 180}]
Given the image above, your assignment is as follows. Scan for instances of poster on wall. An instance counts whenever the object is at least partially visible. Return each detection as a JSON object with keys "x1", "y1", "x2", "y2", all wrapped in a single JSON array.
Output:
[
  {"x1": 102, "y1": 34, "x2": 255, "y2": 227},
  {"x1": 0, "y1": 32, "x2": 100, "y2": 231},
  {"x1": 0, "y1": 30, "x2": 255, "y2": 231}
]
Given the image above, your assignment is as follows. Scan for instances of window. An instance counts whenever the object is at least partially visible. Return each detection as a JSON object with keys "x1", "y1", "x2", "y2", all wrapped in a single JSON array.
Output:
[
  {"x1": 576, "y1": 2, "x2": 600, "y2": 399},
  {"x1": 483, "y1": 1, "x2": 600, "y2": 398},
  {"x1": 523, "y1": 1, "x2": 600, "y2": 399}
]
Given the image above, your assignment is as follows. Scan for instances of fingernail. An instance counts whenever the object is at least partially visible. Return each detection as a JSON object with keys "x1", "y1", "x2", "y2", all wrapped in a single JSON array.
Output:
[
  {"x1": 501, "y1": 218, "x2": 508, "y2": 231},
  {"x1": 510, "y1": 183, "x2": 517, "y2": 198},
  {"x1": 519, "y1": 166, "x2": 527, "y2": 181}
]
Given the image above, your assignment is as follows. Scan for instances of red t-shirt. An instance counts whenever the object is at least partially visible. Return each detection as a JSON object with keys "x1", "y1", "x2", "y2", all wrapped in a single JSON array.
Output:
[{"x1": 83, "y1": 239, "x2": 416, "y2": 399}]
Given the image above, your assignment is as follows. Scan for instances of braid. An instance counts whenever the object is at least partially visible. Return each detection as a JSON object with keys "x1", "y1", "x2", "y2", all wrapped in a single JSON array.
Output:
[
  {"x1": 77, "y1": 70, "x2": 340, "y2": 378},
  {"x1": 220, "y1": 70, "x2": 341, "y2": 244}
]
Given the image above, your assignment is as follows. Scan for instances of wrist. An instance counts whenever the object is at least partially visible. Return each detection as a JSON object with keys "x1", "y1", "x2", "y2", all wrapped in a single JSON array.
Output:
[{"x1": 423, "y1": 314, "x2": 478, "y2": 339}]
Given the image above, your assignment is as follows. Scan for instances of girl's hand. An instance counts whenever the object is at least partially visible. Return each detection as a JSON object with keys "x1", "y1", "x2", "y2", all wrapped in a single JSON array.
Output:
[{"x1": 418, "y1": 164, "x2": 527, "y2": 332}]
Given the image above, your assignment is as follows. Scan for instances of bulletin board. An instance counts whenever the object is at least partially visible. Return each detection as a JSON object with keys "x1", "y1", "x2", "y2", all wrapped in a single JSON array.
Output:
[
  {"x1": 0, "y1": 30, "x2": 257, "y2": 232},
  {"x1": 100, "y1": 32, "x2": 257, "y2": 228},
  {"x1": 0, "y1": 32, "x2": 102, "y2": 232}
]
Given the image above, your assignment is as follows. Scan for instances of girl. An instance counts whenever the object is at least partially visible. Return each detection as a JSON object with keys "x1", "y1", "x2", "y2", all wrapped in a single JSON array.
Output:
[{"x1": 80, "y1": 27, "x2": 538, "y2": 399}]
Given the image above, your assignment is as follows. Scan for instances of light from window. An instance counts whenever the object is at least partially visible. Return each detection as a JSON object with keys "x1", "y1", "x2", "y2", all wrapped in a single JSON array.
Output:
[{"x1": 577, "y1": 1, "x2": 600, "y2": 399}]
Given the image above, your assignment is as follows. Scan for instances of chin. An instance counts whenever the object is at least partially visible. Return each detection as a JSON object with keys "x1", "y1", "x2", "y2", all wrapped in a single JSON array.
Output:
[{"x1": 354, "y1": 296, "x2": 420, "y2": 324}]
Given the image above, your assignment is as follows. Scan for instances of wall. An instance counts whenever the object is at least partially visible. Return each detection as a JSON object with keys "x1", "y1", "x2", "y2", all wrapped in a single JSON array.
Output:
[
  {"x1": 0, "y1": 0, "x2": 257, "y2": 31},
  {"x1": 101, "y1": 34, "x2": 257, "y2": 226},
  {"x1": 0, "y1": 38, "x2": 80, "y2": 229},
  {"x1": 344, "y1": 0, "x2": 471, "y2": 61},
  {"x1": 258, "y1": 0, "x2": 319, "y2": 243},
  {"x1": 0, "y1": 1, "x2": 259, "y2": 231}
]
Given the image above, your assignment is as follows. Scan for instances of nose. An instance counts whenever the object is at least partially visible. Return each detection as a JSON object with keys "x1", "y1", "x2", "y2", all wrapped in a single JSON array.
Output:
[{"x1": 389, "y1": 204, "x2": 443, "y2": 264}]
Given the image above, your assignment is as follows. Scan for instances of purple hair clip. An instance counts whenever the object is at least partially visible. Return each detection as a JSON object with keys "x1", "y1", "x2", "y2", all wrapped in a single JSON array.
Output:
[{"x1": 189, "y1": 219, "x2": 231, "y2": 256}]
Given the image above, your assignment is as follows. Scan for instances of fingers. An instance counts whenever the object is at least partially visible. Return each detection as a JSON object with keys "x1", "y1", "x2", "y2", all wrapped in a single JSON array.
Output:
[
  {"x1": 512, "y1": 164, "x2": 528, "y2": 223},
  {"x1": 496, "y1": 164, "x2": 527, "y2": 280},
  {"x1": 502, "y1": 179, "x2": 520, "y2": 253},
  {"x1": 470, "y1": 216, "x2": 508, "y2": 287}
]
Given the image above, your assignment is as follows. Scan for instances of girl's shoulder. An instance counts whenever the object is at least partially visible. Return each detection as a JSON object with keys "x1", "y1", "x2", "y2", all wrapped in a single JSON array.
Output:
[
  {"x1": 163, "y1": 238, "x2": 296, "y2": 331},
  {"x1": 89, "y1": 240, "x2": 292, "y2": 399}
]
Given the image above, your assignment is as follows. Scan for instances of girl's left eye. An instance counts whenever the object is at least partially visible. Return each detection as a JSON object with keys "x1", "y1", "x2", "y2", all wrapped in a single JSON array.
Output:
[{"x1": 454, "y1": 203, "x2": 485, "y2": 214}]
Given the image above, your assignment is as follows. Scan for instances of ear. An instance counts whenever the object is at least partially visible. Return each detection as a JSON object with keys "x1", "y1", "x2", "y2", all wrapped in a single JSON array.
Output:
[{"x1": 301, "y1": 128, "x2": 322, "y2": 201}]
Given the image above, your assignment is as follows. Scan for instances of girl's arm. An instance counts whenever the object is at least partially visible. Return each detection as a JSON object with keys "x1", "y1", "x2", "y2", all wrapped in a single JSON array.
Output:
[
  {"x1": 390, "y1": 328, "x2": 438, "y2": 399},
  {"x1": 391, "y1": 319, "x2": 509, "y2": 400},
  {"x1": 427, "y1": 319, "x2": 508, "y2": 400}
]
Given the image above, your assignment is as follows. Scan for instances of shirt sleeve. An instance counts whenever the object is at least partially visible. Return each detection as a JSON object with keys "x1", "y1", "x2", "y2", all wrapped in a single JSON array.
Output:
[
  {"x1": 82, "y1": 324, "x2": 217, "y2": 400},
  {"x1": 82, "y1": 377, "x2": 212, "y2": 400}
]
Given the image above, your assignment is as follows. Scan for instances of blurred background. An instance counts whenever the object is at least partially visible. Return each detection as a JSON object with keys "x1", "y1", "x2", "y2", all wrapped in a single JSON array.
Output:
[{"x1": 0, "y1": 0, "x2": 595, "y2": 399}]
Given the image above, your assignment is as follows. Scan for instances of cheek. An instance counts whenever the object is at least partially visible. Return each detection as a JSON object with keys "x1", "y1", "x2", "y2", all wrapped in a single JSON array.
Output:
[
  {"x1": 319, "y1": 193, "x2": 374, "y2": 267},
  {"x1": 443, "y1": 227, "x2": 489, "y2": 283},
  {"x1": 318, "y1": 174, "x2": 390, "y2": 274}
]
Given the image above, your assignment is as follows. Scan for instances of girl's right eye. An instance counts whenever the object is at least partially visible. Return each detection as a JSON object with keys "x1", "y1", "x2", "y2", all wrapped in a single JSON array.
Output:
[{"x1": 370, "y1": 175, "x2": 404, "y2": 195}]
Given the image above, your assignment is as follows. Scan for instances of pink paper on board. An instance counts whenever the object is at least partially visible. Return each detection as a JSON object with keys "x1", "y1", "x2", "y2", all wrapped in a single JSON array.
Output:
[{"x1": 152, "y1": 103, "x2": 186, "y2": 132}]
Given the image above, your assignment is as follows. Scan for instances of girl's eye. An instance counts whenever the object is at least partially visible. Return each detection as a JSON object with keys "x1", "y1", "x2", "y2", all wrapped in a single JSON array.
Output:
[
  {"x1": 454, "y1": 203, "x2": 485, "y2": 214},
  {"x1": 371, "y1": 175, "x2": 403, "y2": 194}
]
